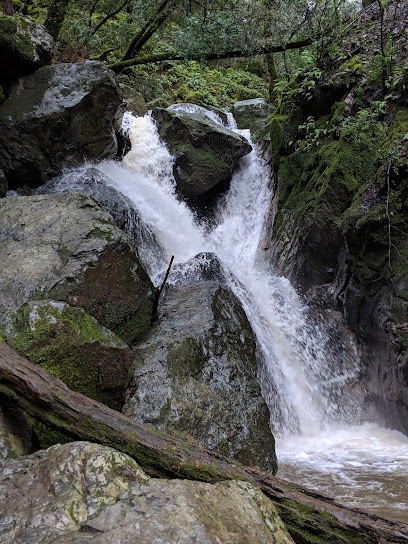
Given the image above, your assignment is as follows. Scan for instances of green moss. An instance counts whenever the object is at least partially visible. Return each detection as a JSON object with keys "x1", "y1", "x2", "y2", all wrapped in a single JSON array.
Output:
[{"x1": 32, "y1": 420, "x2": 72, "y2": 450}]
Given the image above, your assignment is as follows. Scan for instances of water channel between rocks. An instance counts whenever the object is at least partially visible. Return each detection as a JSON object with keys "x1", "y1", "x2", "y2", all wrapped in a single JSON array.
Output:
[{"x1": 57, "y1": 109, "x2": 408, "y2": 523}]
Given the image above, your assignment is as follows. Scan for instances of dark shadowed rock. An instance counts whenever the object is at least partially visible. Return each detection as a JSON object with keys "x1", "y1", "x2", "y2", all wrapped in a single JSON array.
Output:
[
  {"x1": 0, "y1": 16, "x2": 54, "y2": 92},
  {"x1": 0, "y1": 193, "x2": 154, "y2": 346},
  {"x1": 0, "y1": 61, "x2": 123, "y2": 189},
  {"x1": 0, "y1": 169, "x2": 6, "y2": 198},
  {"x1": 151, "y1": 107, "x2": 252, "y2": 200},
  {"x1": 123, "y1": 254, "x2": 277, "y2": 474}
]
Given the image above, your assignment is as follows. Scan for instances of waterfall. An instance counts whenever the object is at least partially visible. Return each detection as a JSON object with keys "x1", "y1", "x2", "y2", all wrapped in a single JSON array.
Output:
[
  {"x1": 43, "y1": 108, "x2": 408, "y2": 522},
  {"x1": 97, "y1": 111, "x2": 360, "y2": 437}
]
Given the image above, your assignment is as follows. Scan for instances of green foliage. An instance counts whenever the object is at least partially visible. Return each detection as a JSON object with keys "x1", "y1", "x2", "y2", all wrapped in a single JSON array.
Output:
[{"x1": 123, "y1": 60, "x2": 268, "y2": 107}]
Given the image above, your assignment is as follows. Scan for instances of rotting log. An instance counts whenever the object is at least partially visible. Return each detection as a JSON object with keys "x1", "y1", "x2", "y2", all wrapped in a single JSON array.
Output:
[{"x1": 0, "y1": 342, "x2": 407, "y2": 544}]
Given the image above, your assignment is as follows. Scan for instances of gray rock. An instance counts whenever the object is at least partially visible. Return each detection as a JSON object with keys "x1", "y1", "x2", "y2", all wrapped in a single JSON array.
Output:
[
  {"x1": 0, "y1": 61, "x2": 123, "y2": 189},
  {"x1": 0, "y1": 193, "x2": 154, "y2": 346},
  {"x1": 120, "y1": 84, "x2": 147, "y2": 116},
  {"x1": 231, "y1": 98, "x2": 275, "y2": 130},
  {"x1": 123, "y1": 255, "x2": 277, "y2": 474},
  {"x1": 0, "y1": 441, "x2": 294, "y2": 544},
  {"x1": 0, "y1": 16, "x2": 54, "y2": 91},
  {"x1": 151, "y1": 107, "x2": 252, "y2": 199}
]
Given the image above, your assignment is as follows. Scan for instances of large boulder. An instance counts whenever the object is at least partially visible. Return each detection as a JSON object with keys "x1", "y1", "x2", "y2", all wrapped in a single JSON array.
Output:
[
  {"x1": 0, "y1": 441, "x2": 294, "y2": 544},
  {"x1": 123, "y1": 254, "x2": 277, "y2": 474},
  {"x1": 151, "y1": 107, "x2": 252, "y2": 200},
  {"x1": 0, "y1": 193, "x2": 155, "y2": 346},
  {"x1": 0, "y1": 16, "x2": 54, "y2": 92},
  {"x1": 231, "y1": 98, "x2": 275, "y2": 131},
  {"x1": 0, "y1": 61, "x2": 123, "y2": 189}
]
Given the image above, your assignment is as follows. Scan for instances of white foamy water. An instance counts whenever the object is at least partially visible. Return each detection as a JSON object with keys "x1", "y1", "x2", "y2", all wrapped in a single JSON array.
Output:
[
  {"x1": 54, "y1": 110, "x2": 408, "y2": 521},
  {"x1": 277, "y1": 423, "x2": 408, "y2": 522}
]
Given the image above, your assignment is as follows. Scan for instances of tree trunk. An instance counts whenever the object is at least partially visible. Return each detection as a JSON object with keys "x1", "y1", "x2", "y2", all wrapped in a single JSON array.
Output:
[
  {"x1": 3, "y1": 0, "x2": 13, "y2": 15},
  {"x1": 44, "y1": 0, "x2": 71, "y2": 40},
  {"x1": 122, "y1": 0, "x2": 176, "y2": 61},
  {"x1": 266, "y1": 53, "x2": 278, "y2": 105},
  {"x1": 0, "y1": 341, "x2": 407, "y2": 544}
]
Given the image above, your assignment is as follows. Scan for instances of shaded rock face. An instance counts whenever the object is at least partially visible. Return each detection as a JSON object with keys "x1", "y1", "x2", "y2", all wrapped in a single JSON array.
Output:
[
  {"x1": 123, "y1": 256, "x2": 277, "y2": 474},
  {"x1": 232, "y1": 98, "x2": 275, "y2": 131},
  {"x1": 120, "y1": 84, "x2": 147, "y2": 117},
  {"x1": 151, "y1": 107, "x2": 252, "y2": 200},
  {"x1": 0, "y1": 193, "x2": 154, "y2": 346},
  {"x1": 0, "y1": 402, "x2": 35, "y2": 460},
  {"x1": 10, "y1": 301, "x2": 135, "y2": 411},
  {"x1": 266, "y1": 0, "x2": 408, "y2": 432},
  {"x1": 0, "y1": 168, "x2": 6, "y2": 198},
  {"x1": 0, "y1": 16, "x2": 54, "y2": 93},
  {"x1": 0, "y1": 441, "x2": 293, "y2": 544},
  {"x1": 0, "y1": 61, "x2": 123, "y2": 189}
]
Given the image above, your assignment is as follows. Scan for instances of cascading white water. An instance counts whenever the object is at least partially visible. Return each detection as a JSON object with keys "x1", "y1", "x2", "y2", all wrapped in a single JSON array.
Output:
[{"x1": 50, "y1": 109, "x2": 408, "y2": 521}]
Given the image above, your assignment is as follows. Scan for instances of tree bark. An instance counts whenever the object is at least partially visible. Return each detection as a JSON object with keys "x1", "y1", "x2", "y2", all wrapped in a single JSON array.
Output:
[
  {"x1": 44, "y1": 0, "x2": 71, "y2": 40},
  {"x1": 0, "y1": 341, "x2": 407, "y2": 544},
  {"x1": 91, "y1": 0, "x2": 128, "y2": 36},
  {"x1": 3, "y1": 0, "x2": 13, "y2": 15},
  {"x1": 109, "y1": 37, "x2": 315, "y2": 73},
  {"x1": 122, "y1": 0, "x2": 176, "y2": 61}
]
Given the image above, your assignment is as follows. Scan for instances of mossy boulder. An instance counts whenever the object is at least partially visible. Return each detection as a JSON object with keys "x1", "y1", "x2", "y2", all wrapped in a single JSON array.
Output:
[
  {"x1": 0, "y1": 61, "x2": 123, "y2": 189},
  {"x1": 0, "y1": 15, "x2": 54, "y2": 92},
  {"x1": 0, "y1": 193, "x2": 155, "y2": 346},
  {"x1": 123, "y1": 254, "x2": 277, "y2": 474},
  {"x1": 10, "y1": 301, "x2": 136, "y2": 410},
  {"x1": 151, "y1": 107, "x2": 252, "y2": 201},
  {"x1": 0, "y1": 441, "x2": 293, "y2": 543},
  {"x1": 231, "y1": 98, "x2": 275, "y2": 131}
]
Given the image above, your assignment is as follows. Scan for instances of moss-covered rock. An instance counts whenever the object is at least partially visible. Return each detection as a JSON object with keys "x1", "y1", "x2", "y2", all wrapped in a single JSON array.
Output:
[
  {"x1": 151, "y1": 106, "x2": 252, "y2": 201},
  {"x1": 0, "y1": 15, "x2": 54, "y2": 92},
  {"x1": 231, "y1": 98, "x2": 275, "y2": 131},
  {"x1": 0, "y1": 193, "x2": 155, "y2": 347},
  {"x1": 10, "y1": 301, "x2": 135, "y2": 411},
  {"x1": 0, "y1": 61, "x2": 123, "y2": 189},
  {"x1": 123, "y1": 253, "x2": 277, "y2": 474}
]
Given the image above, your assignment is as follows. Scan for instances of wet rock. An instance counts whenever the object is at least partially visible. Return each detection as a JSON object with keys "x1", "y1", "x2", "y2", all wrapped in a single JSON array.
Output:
[
  {"x1": 37, "y1": 168, "x2": 164, "y2": 274},
  {"x1": 0, "y1": 61, "x2": 123, "y2": 189},
  {"x1": 0, "y1": 16, "x2": 54, "y2": 92},
  {"x1": 120, "y1": 84, "x2": 147, "y2": 117},
  {"x1": 0, "y1": 168, "x2": 6, "y2": 198},
  {"x1": 0, "y1": 441, "x2": 293, "y2": 544},
  {"x1": 124, "y1": 254, "x2": 277, "y2": 474},
  {"x1": 231, "y1": 98, "x2": 275, "y2": 130},
  {"x1": 0, "y1": 193, "x2": 155, "y2": 346},
  {"x1": 10, "y1": 301, "x2": 135, "y2": 411},
  {"x1": 151, "y1": 107, "x2": 252, "y2": 200}
]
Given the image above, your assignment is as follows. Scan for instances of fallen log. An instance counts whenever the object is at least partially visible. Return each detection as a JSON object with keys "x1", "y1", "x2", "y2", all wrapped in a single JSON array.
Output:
[{"x1": 0, "y1": 341, "x2": 407, "y2": 544}]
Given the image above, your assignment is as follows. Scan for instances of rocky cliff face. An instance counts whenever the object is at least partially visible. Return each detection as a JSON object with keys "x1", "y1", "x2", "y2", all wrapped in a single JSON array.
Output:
[{"x1": 266, "y1": 0, "x2": 408, "y2": 432}]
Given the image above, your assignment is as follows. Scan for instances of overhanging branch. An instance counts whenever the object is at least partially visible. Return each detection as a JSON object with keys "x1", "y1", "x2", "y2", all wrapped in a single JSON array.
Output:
[{"x1": 108, "y1": 37, "x2": 314, "y2": 73}]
